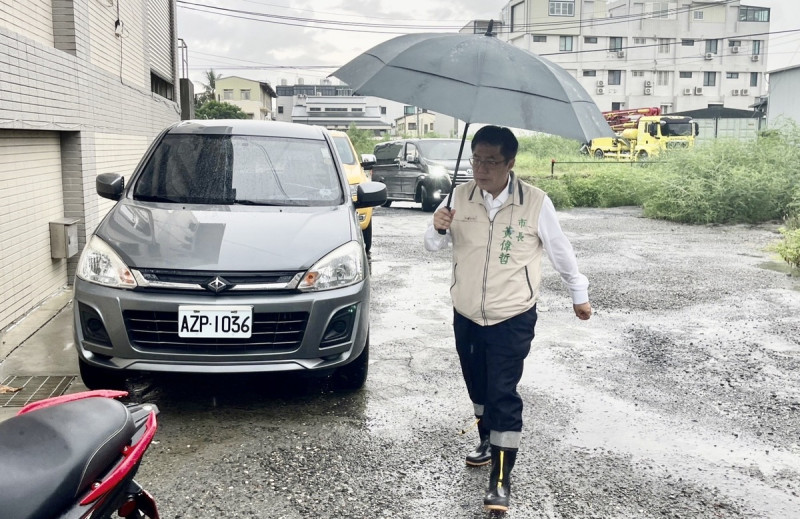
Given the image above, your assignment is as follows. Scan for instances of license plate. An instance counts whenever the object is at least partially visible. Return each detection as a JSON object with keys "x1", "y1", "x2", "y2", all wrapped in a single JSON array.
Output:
[{"x1": 178, "y1": 305, "x2": 253, "y2": 338}]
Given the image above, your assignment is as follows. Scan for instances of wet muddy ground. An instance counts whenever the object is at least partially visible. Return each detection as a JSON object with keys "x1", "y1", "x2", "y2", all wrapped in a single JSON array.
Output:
[{"x1": 134, "y1": 204, "x2": 800, "y2": 518}]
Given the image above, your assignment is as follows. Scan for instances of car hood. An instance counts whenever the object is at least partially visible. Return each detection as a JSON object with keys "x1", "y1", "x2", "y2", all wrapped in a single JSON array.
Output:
[{"x1": 97, "y1": 201, "x2": 356, "y2": 271}]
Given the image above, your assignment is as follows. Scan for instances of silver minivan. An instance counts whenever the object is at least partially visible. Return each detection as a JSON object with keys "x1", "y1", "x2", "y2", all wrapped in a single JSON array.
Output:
[{"x1": 73, "y1": 120, "x2": 386, "y2": 391}]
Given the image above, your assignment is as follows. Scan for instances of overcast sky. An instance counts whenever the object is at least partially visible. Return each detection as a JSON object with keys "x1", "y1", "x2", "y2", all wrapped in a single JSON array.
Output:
[{"x1": 176, "y1": 0, "x2": 799, "y2": 90}]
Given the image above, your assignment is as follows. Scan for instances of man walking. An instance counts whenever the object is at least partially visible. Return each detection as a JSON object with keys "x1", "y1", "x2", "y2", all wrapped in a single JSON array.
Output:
[{"x1": 424, "y1": 125, "x2": 592, "y2": 512}]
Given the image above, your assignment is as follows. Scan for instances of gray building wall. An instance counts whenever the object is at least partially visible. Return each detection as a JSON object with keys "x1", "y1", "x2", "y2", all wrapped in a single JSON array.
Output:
[
  {"x1": 0, "y1": 0, "x2": 180, "y2": 330},
  {"x1": 766, "y1": 66, "x2": 800, "y2": 128}
]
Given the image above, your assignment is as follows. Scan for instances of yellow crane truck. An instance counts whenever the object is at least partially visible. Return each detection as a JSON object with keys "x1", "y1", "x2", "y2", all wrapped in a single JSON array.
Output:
[{"x1": 588, "y1": 111, "x2": 699, "y2": 161}]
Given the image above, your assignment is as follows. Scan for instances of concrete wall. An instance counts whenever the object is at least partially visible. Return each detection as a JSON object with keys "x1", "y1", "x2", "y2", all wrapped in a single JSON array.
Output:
[{"x1": 0, "y1": 0, "x2": 180, "y2": 330}]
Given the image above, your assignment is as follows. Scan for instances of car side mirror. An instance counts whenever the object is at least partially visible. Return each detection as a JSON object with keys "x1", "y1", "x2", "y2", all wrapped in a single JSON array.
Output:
[
  {"x1": 354, "y1": 181, "x2": 388, "y2": 208},
  {"x1": 406, "y1": 154, "x2": 418, "y2": 164},
  {"x1": 97, "y1": 173, "x2": 124, "y2": 201},
  {"x1": 360, "y1": 153, "x2": 376, "y2": 170}
]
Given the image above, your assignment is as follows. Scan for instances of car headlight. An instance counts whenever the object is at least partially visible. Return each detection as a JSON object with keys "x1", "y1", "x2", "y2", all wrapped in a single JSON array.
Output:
[
  {"x1": 428, "y1": 165, "x2": 448, "y2": 177},
  {"x1": 76, "y1": 236, "x2": 137, "y2": 288},
  {"x1": 298, "y1": 241, "x2": 365, "y2": 291}
]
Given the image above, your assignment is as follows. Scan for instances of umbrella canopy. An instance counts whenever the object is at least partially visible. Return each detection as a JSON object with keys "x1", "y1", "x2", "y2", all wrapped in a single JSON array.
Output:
[{"x1": 331, "y1": 30, "x2": 615, "y2": 143}]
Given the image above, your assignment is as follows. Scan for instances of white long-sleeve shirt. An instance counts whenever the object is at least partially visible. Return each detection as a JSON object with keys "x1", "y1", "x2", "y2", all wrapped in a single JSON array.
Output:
[{"x1": 424, "y1": 177, "x2": 589, "y2": 304}]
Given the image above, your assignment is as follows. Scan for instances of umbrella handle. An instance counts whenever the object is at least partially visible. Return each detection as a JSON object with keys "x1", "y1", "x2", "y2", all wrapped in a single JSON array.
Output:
[{"x1": 437, "y1": 123, "x2": 470, "y2": 235}]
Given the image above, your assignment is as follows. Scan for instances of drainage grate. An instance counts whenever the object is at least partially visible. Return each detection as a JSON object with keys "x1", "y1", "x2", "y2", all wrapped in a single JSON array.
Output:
[{"x1": 0, "y1": 375, "x2": 75, "y2": 407}]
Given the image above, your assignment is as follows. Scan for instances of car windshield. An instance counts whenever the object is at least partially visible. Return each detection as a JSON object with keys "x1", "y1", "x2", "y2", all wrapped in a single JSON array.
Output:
[
  {"x1": 416, "y1": 140, "x2": 465, "y2": 161},
  {"x1": 662, "y1": 122, "x2": 693, "y2": 137},
  {"x1": 332, "y1": 136, "x2": 356, "y2": 165},
  {"x1": 133, "y1": 134, "x2": 344, "y2": 206}
]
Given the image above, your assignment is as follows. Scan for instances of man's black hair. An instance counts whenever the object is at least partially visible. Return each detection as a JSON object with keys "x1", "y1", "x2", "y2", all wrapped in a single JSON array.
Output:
[{"x1": 471, "y1": 125, "x2": 518, "y2": 161}]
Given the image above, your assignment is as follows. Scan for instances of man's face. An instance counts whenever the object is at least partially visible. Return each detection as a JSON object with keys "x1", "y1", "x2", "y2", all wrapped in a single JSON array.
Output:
[{"x1": 471, "y1": 142, "x2": 515, "y2": 197}]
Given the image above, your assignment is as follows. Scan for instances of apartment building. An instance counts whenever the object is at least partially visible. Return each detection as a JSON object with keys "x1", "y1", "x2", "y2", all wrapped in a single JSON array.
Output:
[
  {"x1": 499, "y1": 0, "x2": 770, "y2": 113},
  {"x1": 275, "y1": 80, "x2": 401, "y2": 135},
  {"x1": 0, "y1": 0, "x2": 181, "y2": 330},
  {"x1": 214, "y1": 76, "x2": 277, "y2": 120}
]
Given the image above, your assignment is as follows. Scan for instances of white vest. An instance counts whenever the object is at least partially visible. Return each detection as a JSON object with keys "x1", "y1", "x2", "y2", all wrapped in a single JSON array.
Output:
[{"x1": 449, "y1": 178, "x2": 546, "y2": 326}]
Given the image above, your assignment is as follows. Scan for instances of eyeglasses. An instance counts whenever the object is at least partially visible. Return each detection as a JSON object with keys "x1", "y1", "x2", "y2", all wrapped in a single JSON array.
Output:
[{"x1": 469, "y1": 157, "x2": 506, "y2": 168}]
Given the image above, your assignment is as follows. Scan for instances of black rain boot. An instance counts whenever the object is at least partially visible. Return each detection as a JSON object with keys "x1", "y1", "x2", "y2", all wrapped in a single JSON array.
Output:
[
  {"x1": 465, "y1": 417, "x2": 491, "y2": 466},
  {"x1": 483, "y1": 445, "x2": 517, "y2": 512}
]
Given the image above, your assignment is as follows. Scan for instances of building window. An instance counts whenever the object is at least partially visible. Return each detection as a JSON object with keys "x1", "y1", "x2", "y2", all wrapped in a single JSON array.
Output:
[
  {"x1": 705, "y1": 39, "x2": 719, "y2": 54},
  {"x1": 309, "y1": 107, "x2": 322, "y2": 112},
  {"x1": 633, "y1": 37, "x2": 647, "y2": 45},
  {"x1": 658, "y1": 38, "x2": 671, "y2": 53},
  {"x1": 681, "y1": 39, "x2": 695, "y2": 46},
  {"x1": 608, "y1": 70, "x2": 621, "y2": 85},
  {"x1": 657, "y1": 71, "x2": 669, "y2": 86},
  {"x1": 511, "y1": 2, "x2": 524, "y2": 32},
  {"x1": 726, "y1": 72, "x2": 739, "y2": 79},
  {"x1": 632, "y1": 70, "x2": 645, "y2": 77},
  {"x1": 750, "y1": 72, "x2": 758, "y2": 87},
  {"x1": 584, "y1": 37, "x2": 598, "y2": 44},
  {"x1": 728, "y1": 40, "x2": 742, "y2": 48},
  {"x1": 533, "y1": 35, "x2": 547, "y2": 42},
  {"x1": 693, "y1": 10, "x2": 704, "y2": 20},
  {"x1": 223, "y1": 89, "x2": 234, "y2": 100},
  {"x1": 609, "y1": 37, "x2": 623, "y2": 52},
  {"x1": 150, "y1": 72, "x2": 174, "y2": 101},
  {"x1": 560, "y1": 36, "x2": 574, "y2": 52},
  {"x1": 703, "y1": 72, "x2": 716, "y2": 87},
  {"x1": 651, "y1": 2, "x2": 670, "y2": 18},
  {"x1": 583, "y1": 70, "x2": 597, "y2": 77},
  {"x1": 549, "y1": 1, "x2": 575, "y2": 17},
  {"x1": 324, "y1": 107, "x2": 347, "y2": 112},
  {"x1": 351, "y1": 108, "x2": 363, "y2": 112},
  {"x1": 408, "y1": 123, "x2": 417, "y2": 131},
  {"x1": 679, "y1": 71, "x2": 693, "y2": 79},
  {"x1": 753, "y1": 40, "x2": 762, "y2": 55},
  {"x1": 660, "y1": 104, "x2": 671, "y2": 114},
  {"x1": 278, "y1": 106, "x2": 284, "y2": 114},
  {"x1": 381, "y1": 106, "x2": 387, "y2": 115},
  {"x1": 738, "y1": 6, "x2": 769, "y2": 22},
  {"x1": 240, "y1": 89, "x2": 251, "y2": 100}
]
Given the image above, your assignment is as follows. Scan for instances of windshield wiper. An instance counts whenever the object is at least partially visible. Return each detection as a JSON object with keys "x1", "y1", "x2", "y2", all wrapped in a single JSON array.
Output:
[
  {"x1": 233, "y1": 199, "x2": 290, "y2": 206},
  {"x1": 135, "y1": 194, "x2": 180, "y2": 203}
]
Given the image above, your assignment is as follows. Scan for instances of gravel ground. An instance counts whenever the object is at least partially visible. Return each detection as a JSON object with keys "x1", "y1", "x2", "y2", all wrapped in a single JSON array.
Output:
[{"x1": 134, "y1": 204, "x2": 800, "y2": 518}]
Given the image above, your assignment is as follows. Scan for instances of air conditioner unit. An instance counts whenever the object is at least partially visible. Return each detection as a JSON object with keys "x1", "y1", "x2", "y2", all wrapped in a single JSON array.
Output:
[
  {"x1": 683, "y1": 88, "x2": 692, "y2": 95},
  {"x1": 644, "y1": 87, "x2": 652, "y2": 95},
  {"x1": 704, "y1": 53, "x2": 714, "y2": 60},
  {"x1": 596, "y1": 87, "x2": 605, "y2": 95},
  {"x1": 731, "y1": 46, "x2": 740, "y2": 54},
  {"x1": 596, "y1": 80, "x2": 605, "y2": 87},
  {"x1": 644, "y1": 80, "x2": 653, "y2": 87},
  {"x1": 617, "y1": 50, "x2": 626, "y2": 58},
  {"x1": 731, "y1": 89, "x2": 740, "y2": 96},
  {"x1": 740, "y1": 88, "x2": 749, "y2": 96},
  {"x1": 694, "y1": 86, "x2": 704, "y2": 95},
  {"x1": 751, "y1": 54, "x2": 760, "y2": 61}
]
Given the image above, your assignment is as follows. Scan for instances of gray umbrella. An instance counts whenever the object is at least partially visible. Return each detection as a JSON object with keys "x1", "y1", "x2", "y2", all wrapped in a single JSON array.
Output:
[{"x1": 331, "y1": 24, "x2": 614, "y2": 144}]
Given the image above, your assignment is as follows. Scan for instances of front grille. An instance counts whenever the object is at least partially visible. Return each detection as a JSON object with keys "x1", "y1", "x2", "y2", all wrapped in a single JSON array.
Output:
[
  {"x1": 666, "y1": 141, "x2": 689, "y2": 149},
  {"x1": 123, "y1": 310, "x2": 308, "y2": 354},
  {"x1": 452, "y1": 170, "x2": 474, "y2": 186},
  {"x1": 136, "y1": 269, "x2": 301, "y2": 285}
]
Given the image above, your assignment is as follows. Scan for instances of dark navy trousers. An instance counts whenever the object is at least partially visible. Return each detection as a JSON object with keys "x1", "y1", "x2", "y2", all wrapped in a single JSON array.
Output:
[{"x1": 453, "y1": 305, "x2": 538, "y2": 435}]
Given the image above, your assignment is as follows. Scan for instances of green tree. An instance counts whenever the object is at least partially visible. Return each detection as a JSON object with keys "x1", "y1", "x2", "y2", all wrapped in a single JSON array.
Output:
[
  {"x1": 195, "y1": 100, "x2": 249, "y2": 120},
  {"x1": 346, "y1": 123, "x2": 375, "y2": 156},
  {"x1": 196, "y1": 69, "x2": 223, "y2": 106}
]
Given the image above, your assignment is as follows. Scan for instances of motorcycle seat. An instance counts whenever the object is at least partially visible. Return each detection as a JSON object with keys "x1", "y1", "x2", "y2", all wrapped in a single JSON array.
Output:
[{"x1": 0, "y1": 396, "x2": 136, "y2": 519}]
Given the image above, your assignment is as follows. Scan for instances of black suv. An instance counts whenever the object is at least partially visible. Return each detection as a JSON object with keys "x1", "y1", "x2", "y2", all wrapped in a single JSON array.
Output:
[{"x1": 367, "y1": 139, "x2": 473, "y2": 211}]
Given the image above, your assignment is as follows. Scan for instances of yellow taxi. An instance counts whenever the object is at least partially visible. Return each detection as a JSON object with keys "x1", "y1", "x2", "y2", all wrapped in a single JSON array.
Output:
[{"x1": 330, "y1": 130, "x2": 374, "y2": 251}]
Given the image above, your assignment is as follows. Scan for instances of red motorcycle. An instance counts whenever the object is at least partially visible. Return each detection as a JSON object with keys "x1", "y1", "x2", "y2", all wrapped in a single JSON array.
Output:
[{"x1": 0, "y1": 390, "x2": 159, "y2": 519}]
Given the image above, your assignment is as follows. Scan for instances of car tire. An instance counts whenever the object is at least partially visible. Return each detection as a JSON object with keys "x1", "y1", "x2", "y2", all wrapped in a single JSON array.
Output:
[
  {"x1": 79, "y1": 358, "x2": 126, "y2": 390},
  {"x1": 331, "y1": 337, "x2": 369, "y2": 392},
  {"x1": 362, "y1": 221, "x2": 372, "y2": 252},
  {"x1": 639, "y1": 150, "x2": 649, "y2": 160},
  {"x1": 420, "y1": 186, "x2": 437, "y2": 212},
  {"x1": 594, "y1": 149, "x2": 605, "y2": 159},
  {"x1": 382, "y1": 200, "x2": 392, "y2": 208}
]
